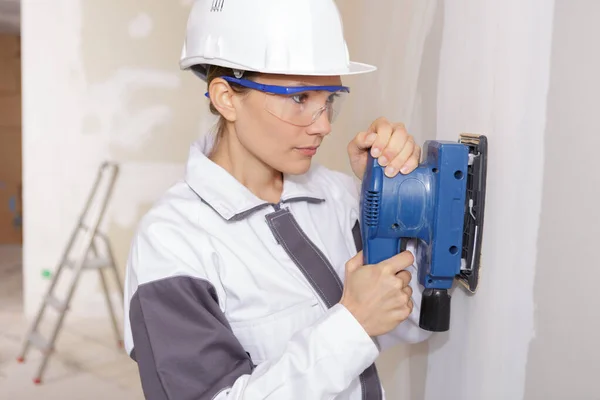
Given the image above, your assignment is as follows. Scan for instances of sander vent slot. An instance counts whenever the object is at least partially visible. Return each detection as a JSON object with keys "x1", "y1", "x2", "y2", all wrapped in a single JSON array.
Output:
[{"x1": 364, "y1": 190, "x2": 381, "y2": 226}]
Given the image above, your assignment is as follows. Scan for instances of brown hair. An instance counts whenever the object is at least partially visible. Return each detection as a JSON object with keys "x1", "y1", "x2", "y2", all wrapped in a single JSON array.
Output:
[{"x1": 193, "y1": 65, "x2": 259, "y2": 138}]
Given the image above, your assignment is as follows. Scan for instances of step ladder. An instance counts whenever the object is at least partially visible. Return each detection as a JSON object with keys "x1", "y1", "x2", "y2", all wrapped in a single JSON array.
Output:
[{"x1": 17, "y1": 161, "x2": 124, "y2": 384}]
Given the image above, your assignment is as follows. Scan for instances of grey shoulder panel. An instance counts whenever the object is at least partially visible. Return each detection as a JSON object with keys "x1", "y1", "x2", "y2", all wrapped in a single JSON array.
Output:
[
  {"x1": 266, "y1": 208, "x2": 343, "y2": 309},
  {"x1": 129, "y1": 275, "x2": 254, "y2": 400}
]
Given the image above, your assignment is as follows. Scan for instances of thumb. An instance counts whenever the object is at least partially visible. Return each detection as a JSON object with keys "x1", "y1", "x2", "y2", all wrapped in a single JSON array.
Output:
[
  {"x1": 349, "y1": 131, "x2": 377, "y2": 155},
  {"x1": 345, "y1": 251, "x2": 364, "y2": 274}
]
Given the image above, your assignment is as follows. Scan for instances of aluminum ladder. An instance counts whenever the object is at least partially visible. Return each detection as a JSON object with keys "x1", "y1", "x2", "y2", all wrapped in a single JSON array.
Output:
[{"x1": 16, "y1": 161, "x2": 124, "y2": 384}]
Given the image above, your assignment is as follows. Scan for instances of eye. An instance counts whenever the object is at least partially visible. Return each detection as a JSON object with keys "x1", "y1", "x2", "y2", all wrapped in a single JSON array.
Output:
[
  {"x1": 291, "y1": 93, "x2": 309, "y2": 104},
  {"x1": 327, "y1": 93, "x2": 341, "y2": 104}
]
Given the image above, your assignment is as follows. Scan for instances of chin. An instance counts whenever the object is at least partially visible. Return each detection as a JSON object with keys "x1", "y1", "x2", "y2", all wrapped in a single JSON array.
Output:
[{"x1": 279, "y1": 159, "x2": 313, "y2": 175}]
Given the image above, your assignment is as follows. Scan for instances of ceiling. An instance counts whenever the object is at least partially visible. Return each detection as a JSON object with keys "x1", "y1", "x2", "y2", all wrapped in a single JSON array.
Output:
[{"x1": 0, "y1": 0, "x2": 20, "y2": 34}]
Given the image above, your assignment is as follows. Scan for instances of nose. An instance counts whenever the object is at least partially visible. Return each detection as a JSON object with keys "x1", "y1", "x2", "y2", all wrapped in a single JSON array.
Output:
[{"x1": 306, "y1": 106, "x2": 332, "y2": 136}]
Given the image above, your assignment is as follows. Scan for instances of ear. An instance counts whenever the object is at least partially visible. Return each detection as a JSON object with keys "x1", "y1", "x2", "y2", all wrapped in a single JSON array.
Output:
[{"x1": 208, "y1": 78, "x2": 237, "y2": 122}]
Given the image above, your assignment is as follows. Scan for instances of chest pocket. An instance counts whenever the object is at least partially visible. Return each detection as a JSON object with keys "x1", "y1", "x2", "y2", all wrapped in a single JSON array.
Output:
[{"x1": 229, "y1": 298, "x2": 321, "y2": 364}]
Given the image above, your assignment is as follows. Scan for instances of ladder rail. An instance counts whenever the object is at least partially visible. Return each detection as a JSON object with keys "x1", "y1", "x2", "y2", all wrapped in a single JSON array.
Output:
[
  {"x1": 17, "y1": 161, "x2": 124, "y2": 384},
  {"x1": 78, "y1": 162, "x2": 117, "y2": 226},
  {"x1": 91, "y1": 238, "x2": 122, "y2": 347},
  {"x1": 16, "y1": 170, "x2": 104, "y2": 361},
  {"x1": 100, "y1": 232, "x2": 125, "y2": 304}
]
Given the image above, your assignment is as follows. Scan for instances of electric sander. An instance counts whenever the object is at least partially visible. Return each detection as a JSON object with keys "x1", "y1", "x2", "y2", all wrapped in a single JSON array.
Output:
[{"x1": 359, "y1": 134, "x2": 488, "y2": 332}]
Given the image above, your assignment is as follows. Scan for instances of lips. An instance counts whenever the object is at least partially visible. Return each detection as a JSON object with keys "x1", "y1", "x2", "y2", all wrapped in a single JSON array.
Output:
[{"x1": 296, "y1": 146, "x2": 319, "y2": 156}]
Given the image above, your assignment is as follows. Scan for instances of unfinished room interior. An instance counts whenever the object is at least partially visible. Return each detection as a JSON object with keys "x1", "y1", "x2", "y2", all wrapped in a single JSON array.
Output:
[{"x1": 1, "y1": 0, "x2": 599, "y2": 399}]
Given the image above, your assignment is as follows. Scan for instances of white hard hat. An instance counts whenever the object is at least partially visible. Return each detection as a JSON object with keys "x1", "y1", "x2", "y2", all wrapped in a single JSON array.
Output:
[{"x1": 180, "y1": 0, "x2": 377, "y2": 81}]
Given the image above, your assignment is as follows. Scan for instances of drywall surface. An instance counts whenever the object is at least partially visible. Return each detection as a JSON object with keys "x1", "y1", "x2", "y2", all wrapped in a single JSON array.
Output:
[
  {"x1": 21, "y1": 0, "x2": 212, "y2": 318},
  {"x1": 523, "y1": 1, "x2": 600, "y2": 399},
  {"x1": 335, "y1": 0, "x2": 555, "y2": 399},
  {"x1": 423, "y1": 1, "x2": 554, "y2": 399}
]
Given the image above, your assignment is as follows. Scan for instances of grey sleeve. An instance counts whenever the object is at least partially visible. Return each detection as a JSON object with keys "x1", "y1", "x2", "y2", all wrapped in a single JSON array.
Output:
[{"x1": 129, "y1": 275, "x2": 255, "y2": 400}]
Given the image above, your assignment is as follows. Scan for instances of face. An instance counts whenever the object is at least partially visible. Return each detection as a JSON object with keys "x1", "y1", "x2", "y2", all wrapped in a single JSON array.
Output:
[{"x1": 231, "y1": 74, "x2": 344, "y2": 175}]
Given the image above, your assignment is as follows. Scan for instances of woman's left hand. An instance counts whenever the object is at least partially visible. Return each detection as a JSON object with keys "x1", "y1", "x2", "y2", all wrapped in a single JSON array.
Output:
[{"x1": 348, "y1": 117, "x2": 422, "y2": 180}]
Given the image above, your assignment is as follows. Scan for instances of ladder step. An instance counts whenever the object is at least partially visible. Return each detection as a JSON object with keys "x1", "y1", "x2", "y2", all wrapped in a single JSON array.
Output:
[
  {"x1": 64, "y1": 258, "x2": 111, "y2": 270},
  {"x1": 28, "y1": 332, "x2": 51, "y2": 352},
  {"x1": 45, "y1": 295, "x2": 67, "y2": 312}
]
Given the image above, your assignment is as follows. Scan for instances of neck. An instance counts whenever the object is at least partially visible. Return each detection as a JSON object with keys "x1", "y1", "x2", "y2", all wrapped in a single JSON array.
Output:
[{"x1": 209, "y1": 125, "x2": 283, "y2": 204}]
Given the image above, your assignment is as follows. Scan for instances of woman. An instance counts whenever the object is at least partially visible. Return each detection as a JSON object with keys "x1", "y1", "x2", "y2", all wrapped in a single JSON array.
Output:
[{"x1": 123, "y1": 1, "x2": 433, "y2": 399}]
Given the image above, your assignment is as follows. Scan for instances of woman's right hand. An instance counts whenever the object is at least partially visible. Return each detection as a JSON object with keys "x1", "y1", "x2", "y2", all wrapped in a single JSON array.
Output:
[{"x1": 340, "y1": 250, "x2": 414, "y2": 337}]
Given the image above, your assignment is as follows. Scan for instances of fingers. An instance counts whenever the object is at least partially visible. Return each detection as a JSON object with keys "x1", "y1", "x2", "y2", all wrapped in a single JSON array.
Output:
[
  {"x1": 376, "y1": 125, "x2": 410, "y2": 172},
  {"x1": 347, "y1": 130, "x2": 378, "y2": 179},
  {"x1": 368, "y1": 118, "x2": 396, "y2": 159},
  {"x1": 400, "y1": 286, "x2": 413, "y2": 311},
  {"x1": 396, "y1": 270, "x2": 412, "y2": 288},
  {"x1": 390, "y1": 137, "x2": 417, "y2": 175},
  {"x1": 392, "y1": 286, "x2": 414, "y2": 318},
  {"x1": 404, "y1": 286, "x2": 414, "y2": 312},
  {"x1": 379, "y1": 250, "x2": 415, "y2": 275},
  {"x1": 406, "y1": 143, "x2": 422, "y2": 174},
  {"x1": 366, "y1": 118, "x2": 421, "y2": 177},
  {"x1": 350, "y1": 130, "x2": 378, "y2": 153},
  {"x1": 403, "y1": 284, "x2": 413, "y2": 299},
  {"x1": 345, "y1": 251, "x2": 364, "y2": 274}
]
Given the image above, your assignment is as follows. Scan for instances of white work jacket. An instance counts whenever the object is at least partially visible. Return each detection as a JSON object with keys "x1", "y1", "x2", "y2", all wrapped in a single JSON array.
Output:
[{"x1": 123, "y1": 130, "x2": 432, "y2": 400}]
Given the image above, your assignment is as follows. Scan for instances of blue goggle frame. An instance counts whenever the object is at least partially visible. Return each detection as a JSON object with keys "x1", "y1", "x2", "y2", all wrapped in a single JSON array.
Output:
[{"x1": 205, "y1": 76, "x2": 351, "y2": 98}]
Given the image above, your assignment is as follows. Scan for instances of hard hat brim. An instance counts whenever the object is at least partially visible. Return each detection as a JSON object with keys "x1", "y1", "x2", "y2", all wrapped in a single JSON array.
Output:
[{"x1": 181, "y1": 58, "x2": 377, "y2": 82}]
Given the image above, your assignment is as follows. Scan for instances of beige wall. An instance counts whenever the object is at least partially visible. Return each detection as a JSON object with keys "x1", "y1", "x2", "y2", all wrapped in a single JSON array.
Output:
[
  {"x1": 524, "y1": 1, "x2": 600, "y2": 399},
  {"x1": 317, "y1": 0, "x2": 439, "y2": 175},
  {"x1": 21, "y1": 0, "x2": 214, "y2": 317}
]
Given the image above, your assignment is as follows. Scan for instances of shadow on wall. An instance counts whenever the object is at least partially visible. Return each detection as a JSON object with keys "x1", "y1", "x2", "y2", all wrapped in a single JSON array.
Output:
[
  {"x1": 370, "y1": 2, "x2": 446, "y2": 400},
  {"x1": 407, "y1": 2, "x2": 445, "y2": 400},
  {"x1": 524, "y1": 1, "x2": 600, "y2": 398},
  {"x1": 412, "y1": 0, "x2": 443, "y2": 144}
]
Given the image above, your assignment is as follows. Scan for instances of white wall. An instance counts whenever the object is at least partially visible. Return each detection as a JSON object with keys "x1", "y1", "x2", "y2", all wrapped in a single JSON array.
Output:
[
  {"x1": 21, "y1": 0, "x2": 214, "y2": 318},
  {"x1": 524, "y1": 1, "x2": 600, "y2": 398},
  {"x1": 335, "y1": 1, "x2": 599, "y2": 399},
  {"x1": 422, "y1": 1, "x2": 554, "y2": 399}
]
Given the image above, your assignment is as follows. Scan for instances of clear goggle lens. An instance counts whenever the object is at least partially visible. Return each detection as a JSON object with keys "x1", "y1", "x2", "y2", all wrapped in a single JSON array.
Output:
[
  {"x1": 263, "y1": 90, "x2": 348, "y2": 127},
  {"x1": 204, "y1": 77, "x2": 350, "y2": 127}
]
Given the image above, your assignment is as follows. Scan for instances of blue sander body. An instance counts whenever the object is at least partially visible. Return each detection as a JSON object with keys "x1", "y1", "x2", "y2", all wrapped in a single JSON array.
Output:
[{"x1": 359, "y1": 134, "x2": 488, "y2": 332}]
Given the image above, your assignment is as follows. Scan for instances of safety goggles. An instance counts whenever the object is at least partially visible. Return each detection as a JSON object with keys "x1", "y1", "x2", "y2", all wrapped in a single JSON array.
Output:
[{"x1": 205, "y1": 76, "x2": 350, "y2": 127}]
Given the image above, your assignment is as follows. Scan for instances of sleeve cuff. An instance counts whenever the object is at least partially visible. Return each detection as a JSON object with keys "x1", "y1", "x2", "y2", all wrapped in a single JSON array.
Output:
[{"x1": 317, "y1": 303, "x2": 380, "y2": 374}]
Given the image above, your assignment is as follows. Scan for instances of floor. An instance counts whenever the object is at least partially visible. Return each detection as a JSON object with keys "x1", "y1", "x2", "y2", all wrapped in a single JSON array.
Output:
[{"x1": 0, "y1": 245, "x2": 145, "y2": 399}]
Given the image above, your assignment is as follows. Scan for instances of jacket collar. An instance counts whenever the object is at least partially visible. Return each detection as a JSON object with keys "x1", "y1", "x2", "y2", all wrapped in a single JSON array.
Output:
[{"x1": 184, "y1": 130, "x2": 326, "y2": 221}]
